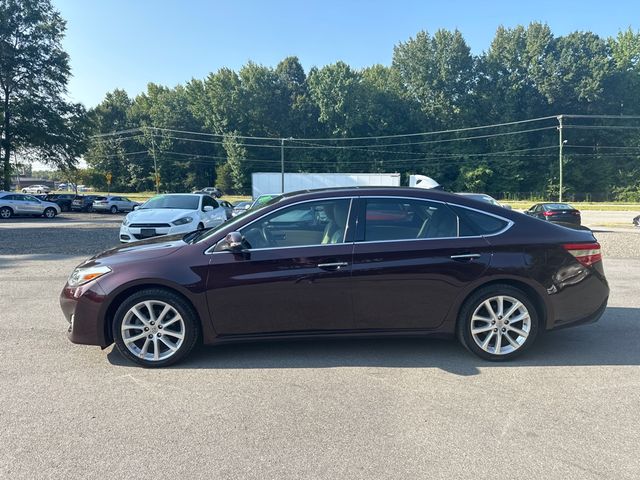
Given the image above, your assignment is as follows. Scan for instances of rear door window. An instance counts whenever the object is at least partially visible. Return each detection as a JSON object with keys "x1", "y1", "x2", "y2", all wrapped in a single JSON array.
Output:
[{"x1": 361, "y1": 198, "x2": 458, "y2": 241}]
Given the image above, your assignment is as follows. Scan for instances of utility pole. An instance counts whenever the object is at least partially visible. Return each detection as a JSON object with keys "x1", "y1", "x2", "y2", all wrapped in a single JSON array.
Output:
[
  {"x1": 557, "y1": 115, "x2": 564, "y2": 202},
  {"x1": 148, "y1": 128, "x2": 159, "y2": 194},
  {"x1": 280, "y1": 138, "x2": 285, "y2": 193},
  {"x1": 280, "y1": 137, "x2": 294, "y2": 193}
]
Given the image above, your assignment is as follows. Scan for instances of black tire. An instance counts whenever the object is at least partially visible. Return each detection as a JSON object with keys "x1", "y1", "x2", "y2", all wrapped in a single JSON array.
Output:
[
  {"x1": 86, "y1": 205, "x2": 93, "y2": 213},
  {"x1": 113, "y1": 288, "x2": 199, "y2": 368},
  {"x1": 456, "y1": 284, "x2": 539, "y2": 361},
  {"x1": 43, "y1": 207, "x2": 57, "y2": 219},
  {"x1": 37, "y1": 190, "x2": 42, "y2": 194},
  {"x1": 110, "y1": 205, "x2": 118, "y2": 214},
  {"x1": 0, "y1": 206, "x2": 12, "y2": 219}
]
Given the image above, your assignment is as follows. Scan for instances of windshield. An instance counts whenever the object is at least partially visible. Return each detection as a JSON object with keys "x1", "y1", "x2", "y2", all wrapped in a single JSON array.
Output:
[
  {"x1": 251, "y1": 194, "x2": 280, "y2": 209},
  {"x1": 141, "y1": 195, "x2": 200, "y2": 210}
]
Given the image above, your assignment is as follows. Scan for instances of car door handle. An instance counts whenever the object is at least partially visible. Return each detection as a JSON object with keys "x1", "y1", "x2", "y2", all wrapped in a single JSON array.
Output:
[
  {"x1": 450, "y1": 253, "x2": 481, "y2": 260},
  {"x1": 317, "y1": 262, "x2": 349, "y2": 271}
]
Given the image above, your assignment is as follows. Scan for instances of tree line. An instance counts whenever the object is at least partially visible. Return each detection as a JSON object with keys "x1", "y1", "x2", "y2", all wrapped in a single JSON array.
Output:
[{"x1": 3, "y1": 1, "x2": 640, "y2": 200}]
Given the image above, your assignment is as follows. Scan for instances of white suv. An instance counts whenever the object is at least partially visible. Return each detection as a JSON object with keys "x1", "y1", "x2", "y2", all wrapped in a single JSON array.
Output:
[
  {"x1": 119, "y1": 193, "x2": 228, "y2": 243},
  {"x1": 0, "y1": 192, "x2": 61, "y2": 219}
]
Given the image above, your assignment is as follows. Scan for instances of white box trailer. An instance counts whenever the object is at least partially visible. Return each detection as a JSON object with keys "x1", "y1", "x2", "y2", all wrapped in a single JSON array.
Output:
[{"x1": 251, "y1": 172, "x2": 401, "y2": 199}]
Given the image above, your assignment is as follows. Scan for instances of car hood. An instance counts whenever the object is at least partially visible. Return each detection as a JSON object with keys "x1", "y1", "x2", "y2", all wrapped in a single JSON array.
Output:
[
  {"x1": 81, "y1": 235, "x2": 187, "y2": 268},
  {"x1": 125, "y1": 208, "x2": 196, "y2": 224}
]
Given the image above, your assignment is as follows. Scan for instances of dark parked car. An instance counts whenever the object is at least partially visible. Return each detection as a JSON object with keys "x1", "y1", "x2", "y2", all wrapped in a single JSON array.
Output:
[
  {"x1": 71, "y1": 195, "x2": 106, "y2": 212},
  {"x1": 525, "y1": 202, "x2": 582, "y2": 227},
  {"x1": 60, "y1": 187, "x2": 609, "y2": 367},
  {"x1": 42, "y1": 194, "x2": 77, "y2": 212}
]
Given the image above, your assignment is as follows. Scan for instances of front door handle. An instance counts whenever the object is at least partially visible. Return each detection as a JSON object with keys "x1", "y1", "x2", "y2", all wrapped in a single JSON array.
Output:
[
  {"x1": 317, "y1": 262, "x2": 349, "y2": 271},
  {"x1": 450, "y1": 253, "x2": 481, "y2": 261}
]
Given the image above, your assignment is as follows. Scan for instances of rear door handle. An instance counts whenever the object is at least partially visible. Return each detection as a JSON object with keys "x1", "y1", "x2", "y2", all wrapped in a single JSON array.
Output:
[
  {"x1": 450, "y1": 253, "x2": 481, "y2": 261},
  {"x1": 317, "y1": 262, "x2": 349, "y2": 271}
]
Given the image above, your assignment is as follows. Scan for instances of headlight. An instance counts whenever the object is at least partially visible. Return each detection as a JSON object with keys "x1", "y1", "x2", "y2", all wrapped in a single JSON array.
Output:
[
  {"x1": 68, "y1": 265, "x2": 112, "y2": 287},
  {"x1": 172, "y1": 216, "x2": 193, "y2": 226}
]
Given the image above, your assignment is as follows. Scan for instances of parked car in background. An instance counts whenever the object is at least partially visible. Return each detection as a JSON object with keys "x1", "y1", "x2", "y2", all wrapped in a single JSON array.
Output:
[
  {"x1": 231, "y1": 201, "x2": 251, "y2": 217},
  {"x1": 198, "y1": 187, "x2": 222, "y2": 198},
  {"x1": 119, "y1": 193, "x2": 228, "y2": 243},
  {"x1": 71, "y1": 195, "x2": 106, "y2": 212},
  {"x1": 633, "y1": 214, "x2": 639, "y2": 227},
  {"x1": 0, "y1": 192, "x2": 61, "y2": 218},
  {"x1": 42, "y1": 194, "x2": 77, "y2": 212},
  {"x1": 456, "y1": 193, "x2": 511, "y2": 209},
  {"x1": 218, "y1": 200, "x2": 234, "y2": 219},
  {"x1": 92, "y1": 196, "x2": 139, "y2": 214},
  {"x1": 525, "y1": 202, "x2": 582, "y2": 227},
  {"x1": 61, "y1": 187, "x2": 609, "y2": 367},
  {"x1": 250, "y1": 193, "x2": 281, "y2": 209},
  {"x1": 21, "y1": 184, "x2": 51, "y2": 194}
]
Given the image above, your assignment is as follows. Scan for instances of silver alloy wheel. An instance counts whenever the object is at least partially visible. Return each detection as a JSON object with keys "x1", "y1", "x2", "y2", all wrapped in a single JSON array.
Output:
[
  {"x1": 44, "y1": 208, "x2": 56, "y2": 218},
  {"x1": 470, "y1": 295, "x2": 531, "y2": 355},
  {"x1": 121, "y1": 300, "x2": 186, "y2": 362},
  {"x1": 0, "y1": 207, "x2": 11, "y2": 218}
]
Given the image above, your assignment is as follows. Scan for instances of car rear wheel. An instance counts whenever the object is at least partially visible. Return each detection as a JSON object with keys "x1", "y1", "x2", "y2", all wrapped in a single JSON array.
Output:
[
  {"x1": 457, "y1": 285, "x2": 539, "y2": 361},
  {"x1": 44, "y1": 207, "x2": 57, "y2": 218},
  {"x1": 0, "y1": 206, "x2": 12, "y2": 219},
  {"x1": 110, "y1": 205, "x2": 118, "y2": 214},
  {"x1": 113, "y1": 289, "x2": 199, "y2": 367}
]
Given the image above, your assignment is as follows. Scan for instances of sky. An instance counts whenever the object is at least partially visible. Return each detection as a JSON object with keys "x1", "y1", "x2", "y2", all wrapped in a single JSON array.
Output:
[{"x1": 53, "y1": 0, "x2": 640, "y2": 108}]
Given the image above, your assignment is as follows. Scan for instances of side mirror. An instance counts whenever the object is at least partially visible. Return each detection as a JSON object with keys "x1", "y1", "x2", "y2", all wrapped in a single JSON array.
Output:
[
  {"x1": 203, "y1": 205, "x2": 214, "y2": 212},
  {"x1": 218, "y1": 231, "x2": 244, "y2": 252},
  {"x1": 133, "y1": 205, "x2": 139, "y2": 211}
]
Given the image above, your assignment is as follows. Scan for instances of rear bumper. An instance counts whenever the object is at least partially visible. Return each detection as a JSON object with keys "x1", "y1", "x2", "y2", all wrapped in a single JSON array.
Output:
[{"x1": 552, "y1": 297, "x2": 608, "y2": 330}]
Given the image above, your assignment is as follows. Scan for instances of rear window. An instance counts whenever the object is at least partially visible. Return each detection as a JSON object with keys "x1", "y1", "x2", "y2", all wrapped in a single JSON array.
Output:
[
  {"x1": 544, "y1": 203, "x2": 573, "y2": 210},
  {"x1": 450, "y1": 205, "x2": 509, "y2": 236}
]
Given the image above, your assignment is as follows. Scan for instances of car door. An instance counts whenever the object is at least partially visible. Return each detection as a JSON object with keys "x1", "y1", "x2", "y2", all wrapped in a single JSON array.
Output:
[
  {"x1": 350, "y1": 197, "x2": 495, "y2": 331},
  {"x1": 205, "y1": 197, "x2": 356, "y2": 335},
  {"x1": 23, "y1": 195, "x2": 44, "y2": 214},
  {"x1": 2, "y1": 194, "x2": 23, "y2": 213}
]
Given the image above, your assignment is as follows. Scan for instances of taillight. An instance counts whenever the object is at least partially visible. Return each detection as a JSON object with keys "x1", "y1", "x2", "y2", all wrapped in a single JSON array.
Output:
[
  {"x1": 563, "y1": 243, "x2": 602, "y2": 267},
  {"x1": 542, "y1": 211, "x2": 557, "y2": 216}
]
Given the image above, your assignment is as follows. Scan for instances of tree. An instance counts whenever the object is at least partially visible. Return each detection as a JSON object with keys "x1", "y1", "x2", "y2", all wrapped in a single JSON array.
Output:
[{"x1": 0, "y1": 0, "x2": 85, "y2": 190}]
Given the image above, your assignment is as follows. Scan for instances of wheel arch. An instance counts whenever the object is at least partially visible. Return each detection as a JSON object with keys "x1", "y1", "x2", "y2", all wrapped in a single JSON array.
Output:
[
  {"x1": 102, "y1": 283, "x2": 203, "y2": 345},
  {"x1": 451, "y1": 278, "x2": 550, "y2": 333}
]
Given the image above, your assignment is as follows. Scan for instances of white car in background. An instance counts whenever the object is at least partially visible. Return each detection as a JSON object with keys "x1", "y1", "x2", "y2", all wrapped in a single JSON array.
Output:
[
  {"x1": 21, "y1": 184, "x2": 51, "y2": 194},
  {"x1": 119, "y1": 193, "x2": 227, "y2": 243},
  {"x1": 92, "y1": 196, "x2": 140, "y2": 214}
]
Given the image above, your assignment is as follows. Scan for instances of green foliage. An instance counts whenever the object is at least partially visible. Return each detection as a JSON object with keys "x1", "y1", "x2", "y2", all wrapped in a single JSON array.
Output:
[
  {"x1": 0, "y1": 0, "x2": 86, "y2": 189},
  {"x1": 79, "y1": 24, "x2": 640, "y2": 200}
]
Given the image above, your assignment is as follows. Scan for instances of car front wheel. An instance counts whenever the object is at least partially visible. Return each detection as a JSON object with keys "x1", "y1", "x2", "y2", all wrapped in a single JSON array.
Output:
[
  {"x1": 457, "y1": 285, "x2": 539, "y2": 361},
  {"x1": 113, "y1": 289, "x2": 199, "y2": 367},
  {"x1": 110, "y1": 205, "x2": 118, "y2": 214},
  {"x1": 44, "y1": 207, "x2": 57, "y2": 218}
]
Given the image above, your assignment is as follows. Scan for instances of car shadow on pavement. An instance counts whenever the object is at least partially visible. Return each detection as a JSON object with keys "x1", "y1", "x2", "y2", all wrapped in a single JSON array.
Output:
[{"x1": 107, "y1": 306, "x2": 640, "y2": 376}]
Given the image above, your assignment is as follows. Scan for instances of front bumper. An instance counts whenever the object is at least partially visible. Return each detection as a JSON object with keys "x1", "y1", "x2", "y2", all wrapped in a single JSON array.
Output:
[
  {"x1": 60, "y1": 280, "x2": 110, "y2": 346},
  {"x1": 119, "y1": 222, "x2": 198, "y2": 243}
]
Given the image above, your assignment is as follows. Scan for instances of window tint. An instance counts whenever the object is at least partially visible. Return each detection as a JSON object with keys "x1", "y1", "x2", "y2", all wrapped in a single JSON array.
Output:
[
  {"x1": 450, "y1": 205, "x2": 509, "y2": 236},
  {"x1": 240, "y1": 199, "x2": 351, "y2": 249},
  {"x1": 363, "y1": 198, "x2": 458, "y2": 241},
  {"x1": 24, "y1": 195, "x2": 40, "y2": 202}
]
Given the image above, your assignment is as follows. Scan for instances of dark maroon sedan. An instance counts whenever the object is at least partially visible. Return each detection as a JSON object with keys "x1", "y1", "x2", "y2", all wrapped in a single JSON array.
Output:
[{"x1": 60, "y1": 187, "x2": 609, "y2": 367}]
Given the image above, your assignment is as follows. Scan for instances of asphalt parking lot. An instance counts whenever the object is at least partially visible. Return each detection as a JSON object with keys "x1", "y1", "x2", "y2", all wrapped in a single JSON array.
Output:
[{"x1": 1, "y1": 213, "x2": 639, "y2": 479}]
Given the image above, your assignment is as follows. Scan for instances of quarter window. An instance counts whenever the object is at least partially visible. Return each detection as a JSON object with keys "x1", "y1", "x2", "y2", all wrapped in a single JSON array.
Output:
[
  {"x1": 240, "y1": 199, "x2": 351, "y2": 249},
  {"x1": 450, "y1": 205, "x2": 509, "y2": 236},
  {"x1": 362, "y1": 198, "x2": 458, "y2": 241}
]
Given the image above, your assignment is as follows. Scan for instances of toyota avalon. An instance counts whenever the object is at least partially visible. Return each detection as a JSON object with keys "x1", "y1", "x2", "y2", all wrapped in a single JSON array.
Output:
[{"x1": 60, "y1": 187, "x2": 609, "y2": 367}]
